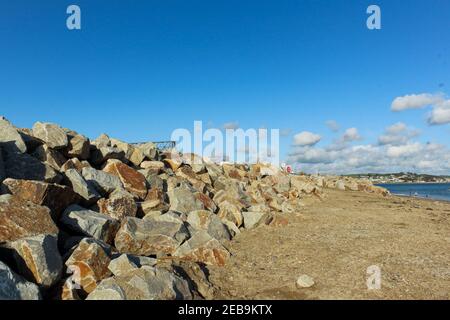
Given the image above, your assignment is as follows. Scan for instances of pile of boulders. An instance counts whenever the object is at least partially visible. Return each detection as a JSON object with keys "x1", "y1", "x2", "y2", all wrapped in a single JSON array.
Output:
[{"x1": 0, "y1": 116, "x2": 388, "y2": 300}]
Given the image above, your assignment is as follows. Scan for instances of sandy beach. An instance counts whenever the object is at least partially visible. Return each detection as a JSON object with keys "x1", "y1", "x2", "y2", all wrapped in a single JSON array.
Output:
[{"x1": 208, "y1": 189, "x2": 450, "y2": 300}]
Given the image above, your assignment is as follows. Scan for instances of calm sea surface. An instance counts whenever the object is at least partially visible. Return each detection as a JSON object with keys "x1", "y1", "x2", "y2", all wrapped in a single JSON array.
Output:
[{"x1": 377, "y1": 183, "x2": 450, "y2": 202}]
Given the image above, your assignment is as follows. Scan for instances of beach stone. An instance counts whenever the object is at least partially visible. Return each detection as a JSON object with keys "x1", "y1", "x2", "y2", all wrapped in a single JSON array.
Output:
[
  {"x1": 32, "y1": 122, "x2": 68, "y2": 149},
  {"x1": 6, "y1": 234, "x2": 63, "y2": 288},
  {"x1": 0, "y1": 261, "x2": 41, "y2": 300},
  {"x1": 217, "y1": 200, "x2": 244, "y2": 228},
  {"x1": 0, "y1": 197, "x2": 58, "y2": 242},
  {"x1": 90, "y1": 146, "x2": 126, "y2": 165},
  {"x1": 60, "y1": 205, "x2": 119, "y2": 244},
  {"x1": 2, "y1": 178, "x2": 79, "y2": 219},
  {"x1": 60, "y1": 158, "x2": 86, "y2": 173},
  {"x1": 17, "y1": 128, "x2": 43, "y2": 153},
  {"x1": 134, "y1": 142, "x2": 158, "y2": 160},
  {"x1": 140, "y1": 160, "x2": 165, "y2": 171},
  {"x1": 175, "y1": 166, "x2": 206, "y2": 192},
  {"x1": 167, "y1": 185, "x2": 205, "y2": 213},
  {"x1": 336, "y1": 180, "x2": 346, "y2": 191},
  {"x1": 195, "y1": 192, "x2": 217, "y2": 213},
  {"x1": 31, "y1": 144, "x2": 67, "y2": 171},
  {"x1": 173, "y1": 231, "x2": 230, "y2": 266},
  {"x1": 92, "y1": 133, "x2": 111, "y2": 148},
  {"x1": 98, "y1": 189, "x2": 137, "y2": 221},
  {"x1": 115, "y1": 216, "x2": 190, "y2": 256},
  {"x1": 60, "y1": 277, "x2": 81, "y2": 300},
  {"x1": 0, "y1": 116, "x2": 27, "y2": 153},
  {"x1": 110, "y1": 139, "x2": 145, "y2": 166},
  {"x1": 296, "y1": 275, "x2": 315, "y2": 288},
  {"x1": 182, "y1": 153, "x2": 206, "y2": 174},
  {"x1": 64, "y1": 169, "x2": 100, "y2": 205},
  {"x1": 65, "y1": 132, "x2": 90, "y2": 160},
  {"x1": 87, "y1": 267, "x2": 192, "y2": 300},
  {"x1": 107, "y1": 254, "x2": 157, "y2": 276},
  {"x1": 242, "y1": 211, "x2": 269, "y2": 230},
  {"x1": 65, "y1": 238, "x2": 112, "y2": 294},
  {"x1": 187, "y1": 210, "x2": 231, "y2": 241},
  {"x1": 81, "y1": 167, "x2": 123, "y2": 195},
  {"x1": 103, "y1": 161, "x2": 147, "y2": 199},
  {"x1": 3, "y1": 151, "x2": 61, "y2": 183},
  {"x1": 159, "y1": 259, "x2": 215, "y2": 300}
]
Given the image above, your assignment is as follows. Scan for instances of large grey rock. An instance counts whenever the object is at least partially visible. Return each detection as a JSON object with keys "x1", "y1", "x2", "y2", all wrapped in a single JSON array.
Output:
[
  {"x1": 158, "y1": 259, "x2": 215, "y2": 300},
  {"x1": 64, "y1": 169, "x2": 100, "y2": 204},
  {"x1": 92, "y1": 133, "x2": 111, "y2": 148},
  {"x1": 0, "y1": 261, "x2": 41, "y2": 300},
  {"x1": 110, "y1": 138, "x2": 145, "y2": 166},
  {"x1": 90, "y1": 146, "x2": 126, "y2": 165},
  {"x1": 60, "y1": 205, "x2": 119, "y2": 244},
  {"x1": 167, "y1": 185, "x2": 205, "y2": 214},
  {"x1": 86, "y1": 267, "x2": 192, "y2": 300},
  {"x1": 108, "y1": 254, "x2": 157, "y2": 276},
  {"x1": 134, "y1": 142, "x2": 158, "y2": 160},
  {"x1": 173, "y1": 231, "x2": 230, "y2": 266},
  {"x1": 3, "y1": 150, "x2": 61, "y2": 183},
  {"x1": 0, "y1": 116, "x2": 27, "y2": 153},
  {"x1": 65, "y1": 132, "x2": 90, "y2": 160},
  {"x1": 187, "y1": 210, "x2": 231, "y2": 241},
  {"x1": 32, "y1": 122, "x2": 68, "y2": 149},
  {"x1": 5, "y1": 234, "x2": 63, "y2": 288},
  {"x1": 31, "y1": 144, "x2": 67, "y2": 171},
  {"x1": 81, "y1": 167, "x2": 123, "y2": 195},
  {"x1": 242, "y1": 211, "x2": 269, "y2": 230},
  {"x1": 115, "y1": 216, "x2": 190, "y2": 256}
]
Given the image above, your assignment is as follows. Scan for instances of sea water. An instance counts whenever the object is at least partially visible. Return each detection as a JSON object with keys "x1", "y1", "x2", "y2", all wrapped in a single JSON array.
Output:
[{"x1": 377, "y1": 183, "x2": 450, "y2": 202}]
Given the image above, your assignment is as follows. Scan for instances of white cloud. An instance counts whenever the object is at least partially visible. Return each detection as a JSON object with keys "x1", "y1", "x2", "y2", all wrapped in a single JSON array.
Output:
[
  {"x1": 391, "y1": 93, "x2": 443, "y2": 111},
  {"x1": 378, "y1": 122, "x2": 420, "y2": 146},
  {"x1": 391, "y1": 92, "x2": 450, "y2": 126},
  {"x1": 342, "y1": 128, "x2": 361, "y2": 142},
  {"x1": 288, "y1": 140, "x2": 450, "y2": 175},
  {"x1": 325, "y1": 120, "x2": 340, "y2": 132},
  {"x1": 428, "y1": 100, "x2": 450, "y2": 125},
  {"x1": 293, "y1": 131, "x2": 322, "y2": 146},
  {"x1": 386, "y1": 143, "x2": 422, "y2": 158}
]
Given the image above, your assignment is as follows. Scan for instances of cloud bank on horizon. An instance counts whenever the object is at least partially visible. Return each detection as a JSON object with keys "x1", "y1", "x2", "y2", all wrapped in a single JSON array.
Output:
[{"x1": 288, "y1": 92, "x2": 450, "y2": 175}]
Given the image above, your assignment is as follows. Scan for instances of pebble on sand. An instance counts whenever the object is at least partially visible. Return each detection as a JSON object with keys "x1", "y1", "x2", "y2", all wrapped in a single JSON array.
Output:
[{"x1": 296, "y1": 275, "x2": 315, "y2": 288}]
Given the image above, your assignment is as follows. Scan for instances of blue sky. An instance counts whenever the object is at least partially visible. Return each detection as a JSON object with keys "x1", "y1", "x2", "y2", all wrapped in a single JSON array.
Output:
[{"x1": 1, "y1": 1, "x2": 449, "y2": 173}]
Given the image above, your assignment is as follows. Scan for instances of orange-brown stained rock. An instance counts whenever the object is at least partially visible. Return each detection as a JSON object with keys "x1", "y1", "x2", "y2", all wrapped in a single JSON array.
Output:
[
  {"x1": 175, "y1": 166, "x2": 206, "y2": 192},
  {"x1": 98, "y1": 190, "x2": 137, "y2": 221},
  {"x1": 65, "y1": 239, "x2": 111, "y2": 294},
  {"x1": 2, "y1": 178, "x2": 79, "y2": 219},
  {"x1": 194, "y1": 192, "x2": 217, "y2": 213},
  {"x1": 0, "y1": 196, "x2": 58, "y2": 242},
  {"x1": 103, "y1": 161, "x2": 147, "y2": 199},
  {"x1": 174, "y1": 231, "x2": 230, "y2": 267},
  {"x1": 60, "y1": 278, "x2": 81, "y2": 300}
]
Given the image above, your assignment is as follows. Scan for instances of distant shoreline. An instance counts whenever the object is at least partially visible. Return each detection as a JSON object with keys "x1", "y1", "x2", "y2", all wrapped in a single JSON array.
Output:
[{"x1": 376, "y1": 182, "x2": 450, "y2": 185}]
